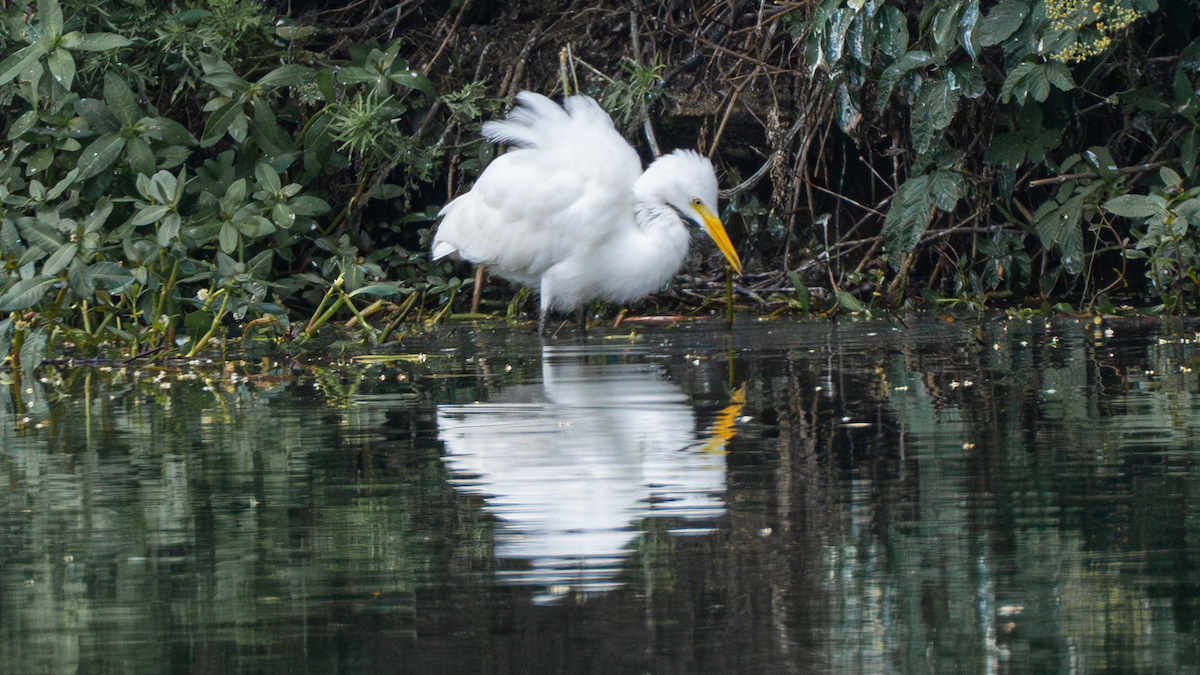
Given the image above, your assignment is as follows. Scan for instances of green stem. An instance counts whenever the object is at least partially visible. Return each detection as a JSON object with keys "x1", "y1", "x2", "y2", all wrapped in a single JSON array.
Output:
[
  {"x1": 305, "y1": 281, "x2": 342, "y2": 336},
  {"x1": 379, "y1": 291, "x2": 419, "y2": 343},
  {"x1": 339, "y1": 290, "x2": 379, "y2": 343},
  {"x1": 186, "y1": 291, "x2": 228, "y2": 357}
]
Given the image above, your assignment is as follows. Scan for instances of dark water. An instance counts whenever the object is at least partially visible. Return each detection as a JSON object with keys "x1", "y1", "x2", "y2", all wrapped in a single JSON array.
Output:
[{"x1": 3, "y1": 317, "x2": 1200, "y2": 674}]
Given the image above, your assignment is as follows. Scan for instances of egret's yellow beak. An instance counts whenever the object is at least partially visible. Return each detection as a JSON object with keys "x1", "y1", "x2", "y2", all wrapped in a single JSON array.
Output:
[{"x1": 694, "y1": 203, "x2": 743, "y2": 274}]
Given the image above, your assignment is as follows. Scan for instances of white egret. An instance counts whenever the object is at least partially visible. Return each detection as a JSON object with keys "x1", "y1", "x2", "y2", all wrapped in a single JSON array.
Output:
[{"x1": 431, "y1": 91, "x2": 742, "y2": 331}]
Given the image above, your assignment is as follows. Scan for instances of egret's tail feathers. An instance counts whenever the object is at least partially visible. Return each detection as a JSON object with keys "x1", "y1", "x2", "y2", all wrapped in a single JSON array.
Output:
[
  {"x1": 431, "y1": 240, "x2": 457, "y2": 261},
  {"x1": 482, "y1": 91, "x2": 614, "y2": 150}
]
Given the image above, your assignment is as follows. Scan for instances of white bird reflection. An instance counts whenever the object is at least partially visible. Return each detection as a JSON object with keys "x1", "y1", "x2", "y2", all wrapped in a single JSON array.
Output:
[{"x1": 438, "y1": 346, "x2": 727, "y2": 603}]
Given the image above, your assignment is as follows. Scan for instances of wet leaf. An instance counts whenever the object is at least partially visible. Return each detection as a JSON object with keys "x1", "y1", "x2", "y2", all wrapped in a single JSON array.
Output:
[
  {"x1": 911, "y1": 79, "x2": 958, "y2": 155},
  {"x1": 47, "y1": 47, "x2": 75, "y2": 90},
  {"x1": 876, "y1": 50, "x2": 932, "y2": 114},
  {"x1": 959, "y1": 0, "x2": 979, "y2": 59},
  {"x1": 978, "y1": 0, "x2": 1029, "y2": 46},
  {"x1": 825, "y1": 8, "x2": 856, "y2": 64},
  {"x1": 876, "y1": 6, "x2": 908, "y2": 58},
  {"x1": 76, "y1": 132, "x2": 125, "y2": 180}
]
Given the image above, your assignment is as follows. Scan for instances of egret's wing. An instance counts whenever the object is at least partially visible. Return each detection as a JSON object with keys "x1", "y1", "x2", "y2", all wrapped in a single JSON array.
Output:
[{"x1": 433, "y1": 92, "x2": 643, "y2": 282}]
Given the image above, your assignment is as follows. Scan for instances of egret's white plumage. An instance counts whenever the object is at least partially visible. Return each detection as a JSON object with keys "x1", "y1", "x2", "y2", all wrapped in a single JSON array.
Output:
[{"x1": 432, "y1": 91, "x2": 742, "y2": 324}]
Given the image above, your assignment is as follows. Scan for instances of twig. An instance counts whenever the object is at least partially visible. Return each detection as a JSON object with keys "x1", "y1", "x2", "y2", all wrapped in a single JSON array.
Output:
[{"x1": 1028, "y1": 162, "x2": 1165, "y2": 188}]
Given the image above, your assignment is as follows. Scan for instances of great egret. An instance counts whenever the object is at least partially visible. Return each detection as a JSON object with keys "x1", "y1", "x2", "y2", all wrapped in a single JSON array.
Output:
[{"x1": 431, "y1": 91, "x2": 743, "y2": 331}]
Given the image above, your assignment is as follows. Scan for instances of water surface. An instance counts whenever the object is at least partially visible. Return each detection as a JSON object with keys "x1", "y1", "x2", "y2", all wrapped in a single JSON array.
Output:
[{"x1": 3, "y1": 317, "x2": 1200, "y2": 673}]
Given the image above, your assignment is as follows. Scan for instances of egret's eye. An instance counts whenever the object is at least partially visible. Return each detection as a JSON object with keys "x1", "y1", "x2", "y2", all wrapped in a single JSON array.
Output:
[{"x1": 690, "y1": 197, "x2": 702, "y2": 206}]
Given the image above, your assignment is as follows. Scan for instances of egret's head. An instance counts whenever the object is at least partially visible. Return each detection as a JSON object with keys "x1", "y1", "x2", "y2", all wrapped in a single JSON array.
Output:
[{"x1": 642, "y1": 150, "x2": 743, "y2": 274}]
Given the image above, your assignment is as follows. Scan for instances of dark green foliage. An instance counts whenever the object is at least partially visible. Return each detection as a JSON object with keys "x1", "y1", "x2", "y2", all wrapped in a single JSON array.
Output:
[
  {"x1": 0, "y1": 0, "x2": 488, "y2": 365},
  {"x1": 794, "y1": 0, "x2": 1200, "y2": 311}
]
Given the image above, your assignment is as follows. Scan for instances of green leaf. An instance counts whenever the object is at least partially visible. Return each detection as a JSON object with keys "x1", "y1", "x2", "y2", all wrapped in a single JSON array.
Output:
[
  {"x1": 876, "y1": 50, "x2": 932, "y2": 114},
  {"x1": 882, "y1": 174, "x2": 934, "y2": 267},
  {"x1": 256, "y1": 64, "x2": 316, "y2": 90},
  {"x1": 1160, "y1": 166, "x2": 1182, "y2": 189},
  {"x1": 68, "y1": 256, "x2": 94, "y2": 300},
  {"x1": 959, "y1": 0, "x2": 979, "y2": 60},
  {"x1": 1182, "y1": 129, "x2": 1198, "y2": 178},
  {"x1": 0, "y1": 44, "x2": 48, "y2": 86},
  {"x1": 26, "y1": 147, "x2": 53, "y2": 175},
  {"x1": 1102, "y1": 194, "x2": 1157, "y2": 218},
  {"x1": 835, "y1": 290, "x2": 867, "y2": 312},
  {"x1": 47, "y1": 168, "x2": 78, "y2": 200},
  {"x1": 984, "y1": 133, "x2": 1028, "y2": 169},
  {"x1": 999, "y1": 61, "x2": 1035, "y2": 104},
  {"x1": 930, "y1": 0, "x2": 963, "y2": 60},
  {"x1": 89, "y1": 261, "x2": 135, "y2": 291},
  {"x1": 825, "y1": 8, "x2": 856, "y2": 64},
  {"x1": 978, "y1": 0, "x2": 1028, "y2": 46},
  {"x1": 1044, "y1": 62, "x2": 1075, "y2": 93},
  {"x1": 127, "y1": 136, "x2": 155, "y2": 177},
  {"x1": 47, "y1": 47, "x2": 75, "y2": 90},
  {"x1": 847, "y1": 11, "x2": 877, "y2": 66},
  {"x1": 38, "y1": 0, "x2": 64, "y2": 37},
  {"x1": 131, "y1": 204, "x2": 170, "y2": 226},
  {"x1": 876, "y1": 6, "x2": 909, "y2": 58},
  {"x1": 0, "y1": 275, "x2": 56, "y2": 311},
  {"x1": 77, "y1": 32, "x2": 133, "y2": 51},
  {"x1": 104, "y1": 72, "x2": 140, "y2": 127},
  {"x1": 219, "y1": 221, "x2": 238, "y2": 253},
  {"x1": 290, "y1": 195, "x2": 331, "y2": 216},
  {"x1": 911, "y1": 79, "x2": 959, "y2": 155},
  {"x1": 83, "y1": 198, "x2": 113, "y2": 235},
  {"x1": 928, "y1": 169, "x2": 964, "y2": 212},
  {"x1": 388, "y1": 70, "x2": 435, "y2": 97},
  {"x1": 7, "y1": 110, "x2": 38, "y2": 141},
  {"x1": 150, "y1": 169, "x2": 178, "y2": 205},
  {"x1": 232, "y1": 215, "x2": 275, "y2": 237},
  {"x1": 201, "y1": 100, "x2": 243, "y2": 147},
  {"x1": 42, "y1": 242, "x2": 77, "y2": 276},
  {"x1": 202, "y1": 71, "x2": 251, "y2": 94},
  {"x1": 347, "y1": 284, "x2": 404, "y2": 298},
  {"x1": 255, "y1": 162, "x2": 282, "y2": 194},
  {"x1": 1035, "y1": 196, "x2": 1084, "y2": 274},
  {"x1": 20, "y1": 221, "x2": 64, "y2": 250},
  {"x1": 158, "y1": 213, "x2": 181, "y2": 246},
  {"x1": 317, "y1": 69, "x2": 336, "y2": 103},
  {"x1": 19, "y1": 325, "x2": 48, "y2": 376}
]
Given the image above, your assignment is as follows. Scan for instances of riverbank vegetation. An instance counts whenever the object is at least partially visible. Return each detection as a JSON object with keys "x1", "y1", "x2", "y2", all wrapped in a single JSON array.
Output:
[{"x1": 0, "y1": 0, "x2": 1198, "y2": 368}]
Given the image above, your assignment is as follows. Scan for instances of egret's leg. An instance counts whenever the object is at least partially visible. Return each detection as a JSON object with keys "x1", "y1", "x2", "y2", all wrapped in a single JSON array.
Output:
[{"x1": 470, "y1": 264, "x2": 484, "y2": 314}]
